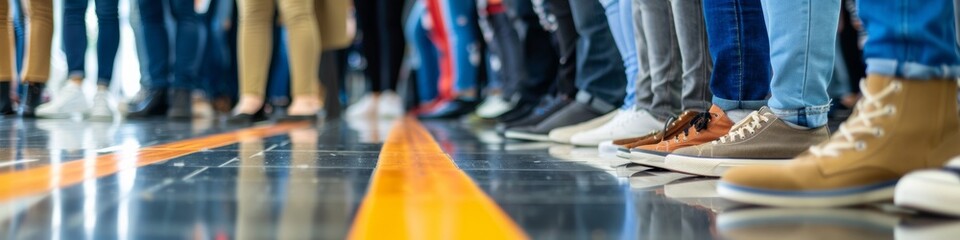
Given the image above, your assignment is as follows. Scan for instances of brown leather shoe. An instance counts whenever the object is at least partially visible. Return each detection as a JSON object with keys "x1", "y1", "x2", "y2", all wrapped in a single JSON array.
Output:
[
  {"x1": 629, "y1": 105, "x2": 735, "y2": 168},
  {"x1": 615, "y1": 110, "x2": 700, "y2": 159}
]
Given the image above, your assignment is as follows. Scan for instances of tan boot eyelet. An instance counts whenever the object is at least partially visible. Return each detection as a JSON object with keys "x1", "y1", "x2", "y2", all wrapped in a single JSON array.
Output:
[
  {"x1": 886, "y1": 106, "x2": 897, "y2": 115},
  {"x1": 855, "y1": 141, "x2": 867, "y2": 151},
  {"x1": 874, "y1": 128, "x2": 884, "y2": 137}
]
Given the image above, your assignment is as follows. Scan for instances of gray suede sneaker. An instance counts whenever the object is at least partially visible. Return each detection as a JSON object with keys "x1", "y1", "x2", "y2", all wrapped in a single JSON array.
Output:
[{"x1": 664, "y1": 107, "x2": 829, "y2": 177}]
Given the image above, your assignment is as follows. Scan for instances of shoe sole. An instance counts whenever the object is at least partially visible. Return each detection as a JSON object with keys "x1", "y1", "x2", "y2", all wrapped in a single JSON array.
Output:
[
  {"x1": 716, "y1": 208, "x2": 899, "y2": 233},
  {"x1": 716, "y1": 180, "x2": 898, "y2": 208},
  {"x1": 629, "y1": 150, "x2": 668, "y2": 169},
  {"x1": 663, "y1": 154, "x2": 792, "y2": 177},
  {"x1": 504, "y1": 131, "x2": 552, "y2": 142},
  {"x1": 894, "y1": 174, "x2": 960, "y2": 217},
  {"x1": 616, "y1": 149, "x2": 633, "y2": 159}
]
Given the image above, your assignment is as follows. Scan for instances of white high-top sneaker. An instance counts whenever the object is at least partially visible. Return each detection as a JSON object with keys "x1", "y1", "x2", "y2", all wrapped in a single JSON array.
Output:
[
  {"x1": 36, "y1": 82, "x2": 89, "y2": 119},
  {"x1": 476, "y1": 94, "x2": 513, "y2": 119},
  {"x1": 569, "y1": 107, "x2": 665, "y2": 146},
  {"x1": 346, "y1": 94, "x2": 377, "y2": 119},
  {"x1": 89, "y1": 89, "x2": 117, "y2": 120},
  {"x1": 378, "y1": 91, "x2": 404, "y2": 118}
]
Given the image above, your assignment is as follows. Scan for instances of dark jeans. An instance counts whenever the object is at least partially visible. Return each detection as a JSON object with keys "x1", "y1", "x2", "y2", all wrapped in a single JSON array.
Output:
[
  {"x1": 703, "y1": 0, "x2": 771, "y2": 111},
  {"x1": 136, "y1": 0, "x2": 206, "y2": 90},
  {"x1": 354, "y1": 0, "x2": 406, "y2": 93},
  {"x1": 541, "y1": 0, "x2": 579, "y2": 99},
  {"x1": 505, "y1": 0, "x2": 559, "y2": 103},
  {"x1": 63, "y1": 0, "x2": 120, "y2": 86},
  {"x1": 199, "y1": 0, "x2": 238, "y2": 100},
  {"x1": 568, "y1": 0, "x2": 626, "y2": 112}
]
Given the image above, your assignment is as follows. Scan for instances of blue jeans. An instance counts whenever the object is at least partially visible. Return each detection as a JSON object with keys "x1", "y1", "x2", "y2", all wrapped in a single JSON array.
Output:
[
  {"x1": 602, "y1": 0, "x2": 639, "y2": 110},
  {"x1": 407, "y1": 1, "x2": 440, "y2": 103},
  {"x1": 859, "y1": 0, "x2": 960, "y2": 79},
  {"x1": 704, "y1": 0, "x2": 770, "y2": 111},
  {"x1": 199, "y1": 0, "x2": 238, "y2": 99},
  {"x1": 438, "y1": 0, "x2": 480, "y2": 93},
  {"x1": 136, "y1": 0, "x2": 207, "y2": 90},
  {"x1": 761, "y1": 0, "x2": 839, "y2": 128},
  {"x1": 63, "y1": 0, "x2": 120, "y2": 86},
  {"x1": 569, "y1": 0, "x2": 627, "y2": 112}
]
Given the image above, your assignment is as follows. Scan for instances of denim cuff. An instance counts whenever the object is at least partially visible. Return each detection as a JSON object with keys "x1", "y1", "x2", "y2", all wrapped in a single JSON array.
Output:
[
  {"x1": 770, "y1": 104, "x2": 831, "y2": 128},
  {"x1": 97, "y1": 78, "x2": 111, "y2": 87},
  {"x1": 576, "y1": 91, "x2": 618, "y2": 113},
  {"x1": 866, "y1": 58, "x2": 960, "y2": 79},
  {"x1": 712, "y1": 96, "x2": 767, "y2": 112},
  {"x1": 68, "y1": 71, "x2": 84, "y2": 80}
]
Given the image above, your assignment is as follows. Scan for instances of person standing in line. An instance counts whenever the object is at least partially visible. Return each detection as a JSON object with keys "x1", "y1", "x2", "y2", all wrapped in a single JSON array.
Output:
[
  {"x1": 345, "y1": 0, "x2": 407, "y2": 119},
  {"x1": 0, "y1": 0, "x2": 53, "y2": 117},
  {"x1": 35, "y1": 0, "x2": 121, "y2": 120},
  {"x1": 126, "y1": 0, "x2": 207, "y2": 120}
]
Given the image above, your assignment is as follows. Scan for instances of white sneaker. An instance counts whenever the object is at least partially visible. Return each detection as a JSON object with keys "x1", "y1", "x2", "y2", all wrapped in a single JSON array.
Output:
[
  {"x1": 346, "y1": 94, "x2": 377, "y2": 118},
  {"x1": 475, "y1": 95, "x2": 513, "y2": 119},
  {"x1": 377, "y1": 91, "x2": 404, "y2": 118},
  {"x1": 89, "y1": 90, "x2": 117, "y2": 120},
  {"x1": 547, "y1": 111, "x2": 618, "y2": 143},
  {"x1": 569, "y1": 108, "x2": 664, "y2": 146},
  {"x1": 192, "y1": 92, "x2": 215, "y2": 119},
  {"x1": 36, "y1": 82, "x2": 89, "y2": 119},
  {"x1": 895, "y1": 157, "x2": 960, "y2": 217}
]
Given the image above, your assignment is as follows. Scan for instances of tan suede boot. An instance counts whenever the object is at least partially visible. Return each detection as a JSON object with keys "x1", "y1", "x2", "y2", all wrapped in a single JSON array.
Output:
[{"x1": 718, "y1": 75, "x2": 960, "y2": 207}]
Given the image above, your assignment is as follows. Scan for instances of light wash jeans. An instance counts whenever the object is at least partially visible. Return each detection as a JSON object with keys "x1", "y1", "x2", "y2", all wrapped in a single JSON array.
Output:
[
  {"x1": 859, "y1": 0, "x2": 960, "y2": 79},
  {"x1": 761, "y1": 0, "x2": 840, "y2": 128},
  {"x1": 601, "y1": 0, "x2": 640, "y2": 110}
]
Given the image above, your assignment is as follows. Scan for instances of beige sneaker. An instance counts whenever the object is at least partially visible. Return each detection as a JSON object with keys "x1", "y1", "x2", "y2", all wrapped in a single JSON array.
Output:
[
  {"x1": 664, "y1": 107, "x2": 829, "y2": 177},
  {"x1": 718, "y1": 75, "x2": 960, "y2": 207}
]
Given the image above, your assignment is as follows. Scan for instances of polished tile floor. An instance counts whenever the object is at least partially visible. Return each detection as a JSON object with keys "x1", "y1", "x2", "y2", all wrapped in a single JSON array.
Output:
[{"x1": 0, "y1": 117, "x2": 957, "y2": 239}]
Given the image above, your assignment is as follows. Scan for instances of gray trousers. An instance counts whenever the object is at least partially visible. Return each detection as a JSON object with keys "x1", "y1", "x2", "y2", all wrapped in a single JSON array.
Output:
[{"x1": 634, "y1": 0, "x2": 713, "y2": 120}]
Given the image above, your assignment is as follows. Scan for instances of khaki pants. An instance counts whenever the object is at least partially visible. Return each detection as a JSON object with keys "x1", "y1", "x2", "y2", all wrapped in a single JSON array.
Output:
[
  {"x1": 237, "y1": 0, "x2": 350, "y2": 98},
  {"x1": 0, "y1": 0, "x2": 53, "y2": 83}
]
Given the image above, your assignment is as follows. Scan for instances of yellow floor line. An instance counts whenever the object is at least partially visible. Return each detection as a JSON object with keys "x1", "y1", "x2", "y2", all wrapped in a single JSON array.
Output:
[
  {"x1": 0, "y1": 122, "x2": 310, "y2": 202},
  {"x1": 348, "y1": 117, "x2": 528, "y2": 240}
]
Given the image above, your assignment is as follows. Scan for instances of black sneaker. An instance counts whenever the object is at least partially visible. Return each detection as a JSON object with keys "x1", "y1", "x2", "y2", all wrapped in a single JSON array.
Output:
[
  {"x1": 504, "y1": 101, "x2": 607, "y2": 141},
  {"x1": 19, "y1": 82, "x2": 45, "y2": 118},
  {"x1": 497, "y1": 97, "x2": 572, "y2": 133},
  {"x1": 0, "y1": 82, "x2": 13, "y2": 115},
  {"x1": 418, "y1": 98, "x2": 479, "y2": 120}
]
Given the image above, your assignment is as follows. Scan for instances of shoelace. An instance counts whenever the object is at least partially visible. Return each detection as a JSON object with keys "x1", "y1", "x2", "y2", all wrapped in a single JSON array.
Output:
[
  {"x1": 673, "y1": 112, "x2": 712, "y2": 143},
  {"x1": 713, "y1": 111, "x2": 769, "y2": 144},
  {"x1": 810, "y1": 81, "x2": 901, "y2": 157}
]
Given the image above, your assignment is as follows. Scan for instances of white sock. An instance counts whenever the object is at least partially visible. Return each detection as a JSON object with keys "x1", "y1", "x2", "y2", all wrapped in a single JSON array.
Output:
[{"x1": 725, "y1": 109, "x2": 754, "y2": 123}]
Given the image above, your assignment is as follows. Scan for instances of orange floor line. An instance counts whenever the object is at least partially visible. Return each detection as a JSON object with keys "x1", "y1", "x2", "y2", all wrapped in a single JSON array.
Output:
[
  {"x1": 0, "y1": 122, "x2": 310, "y2": 202},
  {"x1": 348, "y1": 117, "x2": 528, "y2": 240}
]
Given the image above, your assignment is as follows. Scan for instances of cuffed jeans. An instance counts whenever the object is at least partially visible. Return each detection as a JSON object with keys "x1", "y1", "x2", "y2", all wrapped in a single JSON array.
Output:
[
  {"x1": 601, "y1": 0, "x2": 640, "y2": 110},
  {"x1": 761, "y1": 0, "x2": 839, "y2": 128},
  {"x1": 137, "y1": 0, "x2": 206, "y2": 90},
  {"x1": 568, "y1": 0, "x2": 626, "y2": 112},
  {"x1": 859, "y1": 0, "x2": 960, "y2": 79},
  {"x1": 703, "y1": 0, "x2": 770, "y2": 112},
  {"x1": 63, "y1": 0, "x2": 120, "y2": 86}
]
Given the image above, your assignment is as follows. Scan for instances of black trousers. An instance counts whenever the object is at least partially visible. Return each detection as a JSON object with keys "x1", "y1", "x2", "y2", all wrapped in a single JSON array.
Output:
[{"x1": 354, "y1": 0, "x2": 406, "y2": 92}]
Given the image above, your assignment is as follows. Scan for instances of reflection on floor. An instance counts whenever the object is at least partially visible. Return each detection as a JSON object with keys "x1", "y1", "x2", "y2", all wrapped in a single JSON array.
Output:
[{"x1": 0, "y1": 117, "x2": 956, "y2": 239}]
